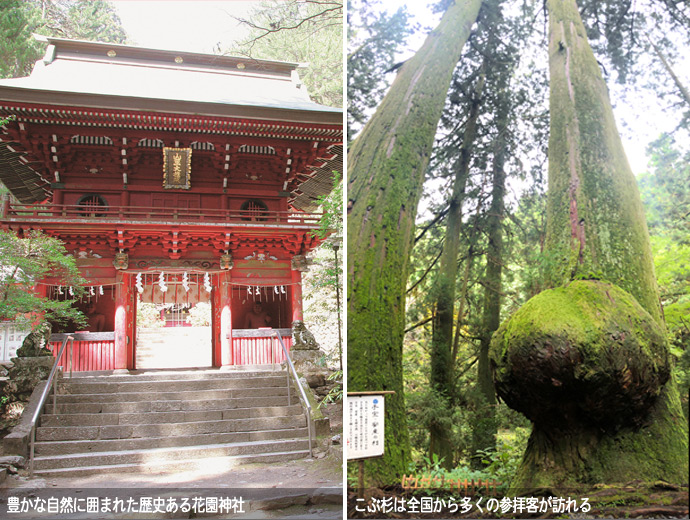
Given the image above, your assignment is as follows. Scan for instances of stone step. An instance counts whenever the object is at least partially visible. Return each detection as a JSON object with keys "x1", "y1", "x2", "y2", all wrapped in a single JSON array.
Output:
[
  {"x1": 59, "y1": 376, "x2": 286, "y2": 393},
  {"x1": 45, "y1": 395, "x2": 297, "y2": 415},
  {"x1": 33, "y1": 438, "x2": 309, "y2": 471},
  {"x1": 40, "y1": 404, "x2": 304, "y2": 427},
  {"x1": 36, "y1": 415, "x2": 306, "y2": 441},
  {"x1": 33, "y1": 450, "x2": 309, "y2": 477},
  {"x1": 34, "y1": 368, "x2": 310, "y2": 475},
  {"x1": 64, "y1": 369, "x2": 278, "y2": 382},
  {"x1": 34, "y1": 427, "x2": 309, "y2": 456},
  {"x1": 52, "y1": 387, "x2": 289, "y2": 404}
]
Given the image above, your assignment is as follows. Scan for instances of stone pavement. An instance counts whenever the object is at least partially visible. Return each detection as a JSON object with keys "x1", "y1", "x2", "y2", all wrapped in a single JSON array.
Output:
[{"x1": 1, "y1": 448, "x2": 343, "y2": 519}]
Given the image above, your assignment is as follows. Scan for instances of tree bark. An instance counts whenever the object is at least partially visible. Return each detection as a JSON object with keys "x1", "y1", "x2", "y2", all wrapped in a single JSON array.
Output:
[
  {"x1": 429, "y1": 72, "x2": 484, "y2": 470},
  {"x1": 544, "y1": 0, "x2": 662, "y2": 321},
  {"x1": 347, "y1": 0, "x2": 483, "y2": 485},
  {"x1": 497, "y1": 0, "x2": 689, "y2": 491}
]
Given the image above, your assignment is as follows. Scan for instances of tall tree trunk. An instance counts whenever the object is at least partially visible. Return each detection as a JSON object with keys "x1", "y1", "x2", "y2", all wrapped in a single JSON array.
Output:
[
  {"x1": 490, "y1": 0, "x2": 688, "y2": 491},
  {"x1": 471, "y1": 92, "x2": 508, "y2": 467},
  {"x1": 429, "y1": 72, "x2": 484, "y2": 470},
  {"x1": 347, "y1": 0, "x2": 483, "y2": 485}
]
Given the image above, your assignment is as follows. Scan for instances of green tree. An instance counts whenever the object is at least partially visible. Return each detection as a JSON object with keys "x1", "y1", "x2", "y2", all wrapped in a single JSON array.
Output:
[
  {"x1": 422, "y1": 0, "x2": 548, "y2": 469},
  {"x1": 348, "y1": 0, "x2": 484, "y2": 485},
  {"x1": 640, "y1": 135, "x2": 690, "y2": 418},
  {"x1": 231, "y1": 0, "x2": 342, "y2": 108},
  {"x1": 347, "y1": 0, "x2": 413, "y2": 139},
  {"x1": 306, "y1": 172, "x2": 343, "y2": 370},
  {"x1": 490, "y1": 0, "x2": 688, "y2": 490},
  {"x1": 0, "y1": 1, "x2": 39, "y2": 79},
  {"x1": 0, "y1": 229, "x2": 86, "y2": 328},
  {"x1": 427, "y1": 71, "x2": 482, "y2": 470},
  {"x1": 0, "y1": 0, "x2": 127, "y2": 79}
]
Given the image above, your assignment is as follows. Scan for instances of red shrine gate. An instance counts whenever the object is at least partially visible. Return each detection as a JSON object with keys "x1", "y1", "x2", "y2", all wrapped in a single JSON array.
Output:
[{"x1": 0, "y1": 38, "x2": 342, "y2": 371}]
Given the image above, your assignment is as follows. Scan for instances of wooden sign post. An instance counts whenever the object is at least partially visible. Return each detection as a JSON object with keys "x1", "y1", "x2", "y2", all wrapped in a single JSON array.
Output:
[{"x1": 347, "y1": 391, "x2": 395, "y2": 503}]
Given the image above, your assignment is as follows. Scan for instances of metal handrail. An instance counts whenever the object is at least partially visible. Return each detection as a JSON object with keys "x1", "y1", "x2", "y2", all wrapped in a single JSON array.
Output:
[
  {"x1": 29, "y1": 335, "x2": 74, "y2": 476},
  {"x1": 272, "y1": 331, "x2": 313, "y2": 457}
]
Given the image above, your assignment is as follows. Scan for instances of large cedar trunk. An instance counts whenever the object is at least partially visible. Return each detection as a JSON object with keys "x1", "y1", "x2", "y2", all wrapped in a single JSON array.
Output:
[
  {"x1": 347, "y1": 0, "x2": 483, "y2": 484},
  {"x1": 489, "y1": 0, "x2": 689, "y2": 491}
]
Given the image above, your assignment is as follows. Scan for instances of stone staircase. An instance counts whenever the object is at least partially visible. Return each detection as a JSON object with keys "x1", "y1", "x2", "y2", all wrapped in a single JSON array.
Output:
[{"x1": 32, "y1": 370, "x2": 310, "y2": 477}]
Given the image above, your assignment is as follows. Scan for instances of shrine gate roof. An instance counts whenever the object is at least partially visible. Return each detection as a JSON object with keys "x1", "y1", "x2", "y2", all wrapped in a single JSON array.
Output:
[
  {"x1": 0, "y1": 36, "x2": 341, "y2": 123},
  {"x1": 0, "y1": 37, "x2": 343, "y2": 210}
]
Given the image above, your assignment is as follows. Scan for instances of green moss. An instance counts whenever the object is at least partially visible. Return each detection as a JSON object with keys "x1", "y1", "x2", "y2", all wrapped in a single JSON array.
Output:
[
  {"x1": 346, "y1": 0, "x2": 484, "y2": 485},
  {"x1": 544, "y1": 0, "x2": 662, "y2": 324},
  {"x1": 507, "y1": 0, "x2": 689, "y2": 494},
  {"x1": 493, "y1": 282, "x2": 688, "y2": 490},
  {"x1": 491, "y1": 280, "x2": 669, "y2": 431}
]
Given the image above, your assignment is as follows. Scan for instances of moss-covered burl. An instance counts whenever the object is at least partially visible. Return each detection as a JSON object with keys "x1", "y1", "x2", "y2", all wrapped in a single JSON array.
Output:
[
  {"x1": 491, "y1": 0, "x2": 689, "y2": 492},
  {"x1": 491, "y1": 280, "x2": 669, "y2": 431},
  {"x1": 490, "y1": 281, "x2": 687, "y2": 490}
]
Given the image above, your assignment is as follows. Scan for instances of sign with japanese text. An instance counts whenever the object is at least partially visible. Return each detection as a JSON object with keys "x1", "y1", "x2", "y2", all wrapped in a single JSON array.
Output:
[
  {"x1": 163, "y1": 147, "x2": 192, "y2": 189},
  {"x1": 347, "y1": 394, "x2": 385, "y2": 460}
]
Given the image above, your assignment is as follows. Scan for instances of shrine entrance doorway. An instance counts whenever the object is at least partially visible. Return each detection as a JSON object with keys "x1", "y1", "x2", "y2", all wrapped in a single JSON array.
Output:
[{"x1": 134, "y1": 273, "x2": 212, "y2": 369}]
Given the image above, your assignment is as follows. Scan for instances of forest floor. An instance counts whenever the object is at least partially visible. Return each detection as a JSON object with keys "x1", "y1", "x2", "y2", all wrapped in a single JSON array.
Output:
[{"x1": 347, "y1": 480, "x2": 689, "y2": 519}]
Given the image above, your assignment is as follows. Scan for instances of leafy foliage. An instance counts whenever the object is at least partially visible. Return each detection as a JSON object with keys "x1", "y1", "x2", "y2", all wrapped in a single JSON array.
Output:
[
  {"x1": 347, "y1": 0, "x2": 414, "y2": 139},
  {"x1": 406, "y1": 426, "x2": 528, "y2": 493},
  {"x1": 230, "y1": 0, "x2": 342, "y2": 108},
  {"x1": 356, "y1": 0, "x2": 689, "y2": 491},
  {"x1": 186, "y1": 302, "x2": 211, "y2": 327},
  {"x1": 639, "y1": 134, "x2": 690, "y2": 418},
  {"x1": 0, "y1": 0, "x2": 127, "y2": 79},
  {"x1": 135, "y1": 302, "x2": 165, "y2": 329},
  {"x1": 0, "y1": 229, "x2": 86, "y2": 328},
  {"x1": 312, "y1": 172, "x2": 343, "y2": 241},
  {"x1": 303, "y1": 172, "x2": 343, "y2": 369},
  {"x1": 318, "y1": 369, "x2": 343, "y2": 407}
]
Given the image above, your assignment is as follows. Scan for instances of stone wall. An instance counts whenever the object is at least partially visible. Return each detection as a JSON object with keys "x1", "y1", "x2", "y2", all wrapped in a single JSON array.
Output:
[{"x1": 0, "y1": 357, "x2": 55, "y2": 440}]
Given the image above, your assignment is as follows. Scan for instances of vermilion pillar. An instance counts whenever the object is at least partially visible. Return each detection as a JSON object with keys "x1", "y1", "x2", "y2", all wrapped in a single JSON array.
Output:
[
  {"x1": 220, "y1": 280, "x2": 232, "y2": 366},
  {"x1": 291, "y1": 269, "x2": 303, "y2": 323},
  {"x1": 114, "y1": 271, "x2": 130, "y2": 370},
  {"x1": 290, "y1": 255, "x2": 308, "y2": 323},
  {"x1": 212, "y1": 273, "x2": 233, "y2": 367},
  {"x1": 120, "y1": 190, "x2": 130, "y2": 218},
  {"x1": 52, "y1": 190, "x2": 63, "y2": 217}
]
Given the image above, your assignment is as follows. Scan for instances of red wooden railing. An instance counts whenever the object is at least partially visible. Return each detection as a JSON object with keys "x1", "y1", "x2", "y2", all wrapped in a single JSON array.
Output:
[
  {"x1": 48, "y1": 332, "x2": 115, "y2": 372},
  {"x1": 3, "y1": 203, "x2": 322, "y2": 227},
  {"x1": 231, "y1": 329, "x2": 292, "y2": 365},
  {"x1": 48, "y1": 330, "x2": 293, "y2": 370}
]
